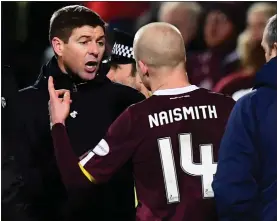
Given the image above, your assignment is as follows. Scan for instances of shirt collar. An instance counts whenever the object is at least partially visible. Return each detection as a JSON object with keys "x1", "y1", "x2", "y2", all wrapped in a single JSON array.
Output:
[{"x1": 153, "y1": 85, "x2": 199, "y2": 96}]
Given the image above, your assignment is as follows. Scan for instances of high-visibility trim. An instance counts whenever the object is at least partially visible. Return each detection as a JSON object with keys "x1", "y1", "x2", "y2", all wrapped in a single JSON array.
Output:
[
  {"x1": 79, "y1": 163, "x2": 139, "y2": 207},
  {"x1": 78, "y1": 163, "x2": 97, "y2": 184},
  {"x1": 134, "y1": 186, "x2": 138, "y2": 207}
]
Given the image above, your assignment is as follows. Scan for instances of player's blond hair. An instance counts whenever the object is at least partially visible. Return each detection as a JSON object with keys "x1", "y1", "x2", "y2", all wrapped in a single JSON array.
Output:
[{"x1": 133, "y1": 22, "x2": 185, "y2": 68}]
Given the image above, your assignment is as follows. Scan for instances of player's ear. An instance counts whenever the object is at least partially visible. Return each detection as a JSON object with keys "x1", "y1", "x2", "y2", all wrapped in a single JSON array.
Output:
[
  {"x1": 138, "y1": 60, "x2": 148, "y2": 76},
  {"x1": 52, "y1": 37, "x2": 65, "y2": 57}
]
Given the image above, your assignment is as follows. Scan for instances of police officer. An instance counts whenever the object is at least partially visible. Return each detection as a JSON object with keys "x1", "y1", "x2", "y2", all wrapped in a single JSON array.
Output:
[
  {"x1": 107, "y1": 29, "x2": 150, "y2": 98},
  {"x1": 18, "y1": 5, "x2": 145, "y2": 221}
]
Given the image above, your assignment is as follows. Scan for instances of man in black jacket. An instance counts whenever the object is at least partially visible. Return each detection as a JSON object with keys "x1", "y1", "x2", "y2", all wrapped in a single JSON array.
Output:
[
  {"x1": 1, "y1": 65, "x2": 34, "y2": 221},
  {"x1": 17, "y1": 5, "x2": 145, "y2": 221}
]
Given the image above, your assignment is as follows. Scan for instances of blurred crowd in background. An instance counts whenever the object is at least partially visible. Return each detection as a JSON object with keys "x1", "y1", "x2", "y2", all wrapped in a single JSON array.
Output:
[{"x1": 2, "y1": 1, "x2": 277, "y2": 98}]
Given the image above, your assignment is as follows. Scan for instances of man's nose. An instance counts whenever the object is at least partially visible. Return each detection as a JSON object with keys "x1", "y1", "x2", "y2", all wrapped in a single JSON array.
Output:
[{"x1": 88, "y1": 42, "x2": 100, "y2": 57}]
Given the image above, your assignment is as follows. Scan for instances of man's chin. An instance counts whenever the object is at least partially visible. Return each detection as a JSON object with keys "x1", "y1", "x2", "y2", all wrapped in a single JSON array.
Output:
[{"x1": 81, "y1": 72, "x2": 97, "y2": 81}]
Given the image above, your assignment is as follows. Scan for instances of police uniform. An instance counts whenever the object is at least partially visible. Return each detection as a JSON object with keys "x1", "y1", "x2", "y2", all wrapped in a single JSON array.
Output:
[
  {"x1": 109, "y1": 29, "x2": 152, "y2": 97},
  {"x1": 110, "y1": 29, "x2": 135, "y2": 65},
  {"x1": 17, "y1": 57, "x2": 145, "y2": 221}
]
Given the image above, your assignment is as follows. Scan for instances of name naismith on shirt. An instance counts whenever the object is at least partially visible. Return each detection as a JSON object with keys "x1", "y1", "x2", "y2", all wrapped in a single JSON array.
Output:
[{"x1": 148, "y1": 105, "x2": 217, "y2": 128}]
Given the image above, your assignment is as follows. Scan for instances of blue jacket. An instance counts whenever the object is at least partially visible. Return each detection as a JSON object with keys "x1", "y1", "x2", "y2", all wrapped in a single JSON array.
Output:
[{"x1": 213, "y1": 57, "x2": 277, "y2": 221}]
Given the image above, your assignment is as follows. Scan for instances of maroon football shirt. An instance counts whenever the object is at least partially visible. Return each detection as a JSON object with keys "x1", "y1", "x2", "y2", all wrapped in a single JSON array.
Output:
[{"x1": 57, "y1": 85, "x2": 235, "y2": 221}]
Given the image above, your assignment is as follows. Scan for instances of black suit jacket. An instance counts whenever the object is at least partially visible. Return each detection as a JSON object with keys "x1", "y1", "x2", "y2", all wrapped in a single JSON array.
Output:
[{"x1": 17, "y1": 57, "x2": 145, "y2": 221}]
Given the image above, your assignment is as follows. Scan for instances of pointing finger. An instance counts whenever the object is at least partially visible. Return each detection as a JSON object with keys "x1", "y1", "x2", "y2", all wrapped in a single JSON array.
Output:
[{"x1": 48, "y1": 76, "x2": 56, "y2": 99}]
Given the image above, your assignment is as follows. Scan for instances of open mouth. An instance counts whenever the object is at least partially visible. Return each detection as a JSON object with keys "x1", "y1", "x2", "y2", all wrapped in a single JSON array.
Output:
[{"x1": 85, "y1": 61, "x2": 98, "y2": 73}]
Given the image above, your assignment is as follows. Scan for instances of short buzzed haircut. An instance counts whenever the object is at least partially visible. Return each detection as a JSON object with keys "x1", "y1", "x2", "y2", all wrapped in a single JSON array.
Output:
[
  {"x1": 134, "y1": 22, "x2": 185, "y2": 68},
  {"x1": 49, "y1": 5, "x2": 106, "y2": 44},
  {"x1": 265, "y1": 14, "x2": 277, "y2": 48}
]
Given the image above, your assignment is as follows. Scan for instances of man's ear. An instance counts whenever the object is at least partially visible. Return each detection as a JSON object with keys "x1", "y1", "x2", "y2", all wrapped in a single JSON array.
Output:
[
  {"x1": 273, "y1": 42, "x2": 277, "y2": 57},
  {"x1": 51, "y1": 37, "x2": 65, "y2": 57},
  {"x1": 138, "y1": 60, "x2": 148, "y2": 76}
]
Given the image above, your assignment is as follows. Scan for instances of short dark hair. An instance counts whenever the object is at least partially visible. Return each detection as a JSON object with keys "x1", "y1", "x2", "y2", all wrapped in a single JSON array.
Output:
[
  {"x1": 266, "y1": 14, "x2": 277, "y2": 48},
  {"x1": 49, "y1": 5, "x2": 106, "y2": 44},
  {"x1": 110, "y1": 62, "x2": 137, "y2": 77},
  {"x1": 130, "y1": 62, "x2": 137, "y2": 77}
]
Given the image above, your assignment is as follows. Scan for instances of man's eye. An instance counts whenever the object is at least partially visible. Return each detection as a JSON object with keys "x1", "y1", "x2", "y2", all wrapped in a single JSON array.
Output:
[
  {"x1": 97, "y1": 41, "x2": 105, "y2": 47},
  {"x1": 80, "y1": 41, "x2": 88, "y2": 45}
]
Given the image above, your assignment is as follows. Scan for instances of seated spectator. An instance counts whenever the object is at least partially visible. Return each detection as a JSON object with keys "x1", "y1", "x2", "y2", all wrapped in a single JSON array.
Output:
[
  {"x1": 213, "y1": 2, "x2": 276, "y2": 97},
  {"x1": 186, "y1": 2, "x2": 245, "y2": 89},
  {"x1": 247, "y1": 2, "x2": 277, "y2": 43},
  {"x1": 213, "y1": 31, "x2": 263, "y2": 96},
  {"x1": 158, "y1": 2, "x2": 204, "y2": 53}
]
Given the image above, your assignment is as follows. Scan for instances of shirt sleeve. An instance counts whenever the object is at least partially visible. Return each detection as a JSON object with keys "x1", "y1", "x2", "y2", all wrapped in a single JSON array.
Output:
[
  {"x1": 79, "y1": 107, "x2": 138, "y2": 183},
  {"x1": 212, "y1": 94, "x2": 260, "y2": 221}
]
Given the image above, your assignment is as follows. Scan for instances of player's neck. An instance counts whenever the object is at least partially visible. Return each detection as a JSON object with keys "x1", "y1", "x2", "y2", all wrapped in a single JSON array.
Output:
[
  {"x1": 151, "y1": 70, "x2": 191, "y2": 93},
  {"x1": 152, "y1": 81, "x2": 191, "y2": 93}
]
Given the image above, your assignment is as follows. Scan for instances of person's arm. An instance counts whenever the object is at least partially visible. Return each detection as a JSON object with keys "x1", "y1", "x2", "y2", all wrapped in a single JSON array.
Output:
[
  {"x1": 212, "y1": 94, "x2": 260, "y2": 221},
  {"x1": 49, "y1": 76, "x2": 138, "y2": 189},
  {"x1": 51, "y1": 106, "x2": 137, "y2": 187}
]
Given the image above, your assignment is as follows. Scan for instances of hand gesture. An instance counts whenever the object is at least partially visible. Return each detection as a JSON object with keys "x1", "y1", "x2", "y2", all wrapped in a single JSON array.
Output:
[{"x1": 48, "y1": 76, "x2": 71, "y2": 126}]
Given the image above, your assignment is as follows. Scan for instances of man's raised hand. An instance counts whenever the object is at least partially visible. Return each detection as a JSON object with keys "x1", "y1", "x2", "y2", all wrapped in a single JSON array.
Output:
[{"x1": 48, "y1": 76, "x2": 71, "y2": 126}]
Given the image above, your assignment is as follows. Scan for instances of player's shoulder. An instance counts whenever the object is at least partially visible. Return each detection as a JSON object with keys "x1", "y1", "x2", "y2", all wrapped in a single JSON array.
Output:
[
  {"x1": 124, "y1": 95, "x2": 154, "y2": 118},
  {"x1": 18, "y1": 78, "x2": 49, "y2": 116},
  {"x1": 19, "y1": 83, "x2": 45, "y2": 104},
  {"x1": 19, "y1": 70, "x2": 48, "y2": 98},
  {"x1": 198, "y1": 88, "x2": 236, "y2": 105}
]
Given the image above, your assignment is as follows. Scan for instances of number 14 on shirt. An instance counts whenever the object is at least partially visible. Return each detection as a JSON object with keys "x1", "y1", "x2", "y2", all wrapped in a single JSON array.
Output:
[{"x1": 158, "y1": 133, "x2": 217, "y2": 203}]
